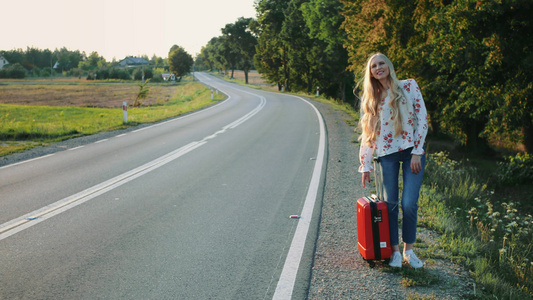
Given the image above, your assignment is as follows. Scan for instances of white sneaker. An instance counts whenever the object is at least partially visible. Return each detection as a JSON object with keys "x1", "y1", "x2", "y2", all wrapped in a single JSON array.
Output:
[
  {"x1": 403, "y1": 250, "x2": 423, "y2": 268},
  {"x1": 389, "y1": 251, "x2": 402, "y2": 268}
]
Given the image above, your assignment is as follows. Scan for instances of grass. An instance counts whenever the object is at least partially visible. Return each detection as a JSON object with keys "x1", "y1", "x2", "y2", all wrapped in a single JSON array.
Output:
[
  {"x1": 0, "y1": 80, "x2": 224, "y2": 156},
  {"x1": 418, "y1": 151, "x2": 533, "y2": 299}
]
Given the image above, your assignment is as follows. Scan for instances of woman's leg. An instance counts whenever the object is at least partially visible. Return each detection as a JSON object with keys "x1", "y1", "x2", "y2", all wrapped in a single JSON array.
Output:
[
  {"x1": 378, "y1": 153, "x2": 401, "y2": 249},
  {"x1": 400, "y1": 151, "x2": 426, "y2": 246}
]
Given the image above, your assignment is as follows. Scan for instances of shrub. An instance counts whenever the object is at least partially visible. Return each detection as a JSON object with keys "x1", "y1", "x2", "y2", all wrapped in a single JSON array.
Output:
[
  {"x1": 66, "y1": 68, "x2": 84, "y2": 78},
  {"x1": 0, "y1": 63, "x2": 27, "y2": 78},
  {"x1": 39, "y1": 67, "x2": 54, "y2": 77},
  {"x1": 150, "y1": 68, "x2": 165, "y2": 83},
  {"x1": 109, "y1": 68, "x2": 131, "y2": 80},
  {"x1": 95, "y1": 68, "x2": 110, "y2": 80},
  {"x1": 133, "y1": 67, "x2": 153, "y2": 81},
  {"x1": 497, "y1": 153, "x2": 533, "y2": 185}
]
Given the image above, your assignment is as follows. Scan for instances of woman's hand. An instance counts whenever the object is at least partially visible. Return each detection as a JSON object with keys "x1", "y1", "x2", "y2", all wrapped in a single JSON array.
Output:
[
  {"x1": 362, "y1": 172, "x2": 371, "y2": 188},
  {"x1": 411, "y1": 154, "x2": 422, "y2": 174}
]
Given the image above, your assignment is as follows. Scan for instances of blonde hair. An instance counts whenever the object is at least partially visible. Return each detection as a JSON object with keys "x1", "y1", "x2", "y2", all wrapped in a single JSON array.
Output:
[{"x1": 358, "y1": 53, "x2": 410, "y2": 146}]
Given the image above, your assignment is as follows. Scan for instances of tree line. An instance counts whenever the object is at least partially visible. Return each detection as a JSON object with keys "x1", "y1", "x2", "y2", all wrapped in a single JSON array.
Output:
[
  {"x1": 195, "y1": 1, "x2": 352, "y2": 103},
  {"x1": 0, "y1": 46, "x2": 193, "y2": 82},
  {"x1": 198, "y1": 0, "x2": 532, "y2": 153},
  {"x1": 195, "y1": 17, "x2": 258, "y2": 85},
  {"x1": 342, "y1": 0, "x2": 533, "y2": 153}
]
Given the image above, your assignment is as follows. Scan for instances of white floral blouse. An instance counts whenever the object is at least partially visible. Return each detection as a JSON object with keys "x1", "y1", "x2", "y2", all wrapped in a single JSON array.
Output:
[{"x1": 359, "y1": 79, "x2": 428, "y2": 173}]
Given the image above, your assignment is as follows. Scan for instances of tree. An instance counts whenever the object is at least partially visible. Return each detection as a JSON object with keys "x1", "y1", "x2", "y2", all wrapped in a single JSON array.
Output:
[
  {"x1": 302, "y1": 0, "x2": 352, "y2": 101},
  {"x1": 194, "y1": 47, "x2": 212, "y2": 71},
  {"x1": 253, "y1": 0, "x2": 352, "y2": 97},
  {"x1": 221, "y1": 17, "x2": 257, "y2": 84},
  {"x1": 217, "y1": 35, "x2": 239, "y2": 78},
  {"x1": 202, "y1": 37, "x2": 228, "y2": 72},
  {"x1": 78, "y1": 51, "x2": 107, "y2": 71},
  {"x1": 0, "y1": 49, "x2": 24, "y2": 67},
  {"x1": 253, "y1": 0, "x2": 290, "y2": 90},
  {"x1": 133, "y1": 79, "x2": 150, "y2": 107},
  {"x1": 168, "y1": 45, "x2": 193, "y2": 81},
  {"x1": 413, "y1": 0, "x2": 533, "y2": 152},
  {"x1": 150, "y1": 54, "x2": 167, "y2": 69},
  {"x1": 342, "y1": 0, "x2": 533, "y2": 153},
  {"x1": 55, "y1": 47, "x2": 83, "y2": 72},
  {"x1": 280, "y1": 0, "x2": 315, "y2": 93}
]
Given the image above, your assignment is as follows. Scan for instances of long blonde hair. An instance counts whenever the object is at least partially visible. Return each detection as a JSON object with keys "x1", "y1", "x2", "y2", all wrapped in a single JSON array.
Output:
[{"x1": 358, "y1": 53, "x2": 409, "y2": 146}]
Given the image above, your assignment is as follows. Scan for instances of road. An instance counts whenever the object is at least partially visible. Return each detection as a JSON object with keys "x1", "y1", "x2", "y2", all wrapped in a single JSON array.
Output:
[{"x1": 0, "y1": 73, "x2": 326, "y2": 299}]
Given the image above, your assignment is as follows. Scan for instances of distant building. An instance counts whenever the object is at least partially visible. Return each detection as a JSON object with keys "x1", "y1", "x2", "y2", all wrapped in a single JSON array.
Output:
[
  {"x1": 0, "y1": 54, "x2": 9, "y2": 69},
  {"x1": 118, "y1": 56, "x2": 150, "y2": 68},
  {"x1": 161, "y1": 73, "x2": 176, "y2": 81}
]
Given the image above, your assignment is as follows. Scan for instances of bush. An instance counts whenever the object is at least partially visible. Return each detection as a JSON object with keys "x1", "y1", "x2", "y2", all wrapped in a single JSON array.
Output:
[
  {"x1": 133, "y1": 67, "x2": 153, "y2": 81},
  {"x1": 0, "y1": 63, "x2": 27, "y2": 78},
  {"x1": 66, "y1": 68, "x2": 84, "y2": 78},
  {"x1": 109, "y1": 68, "x2": 131, "y2": 80},
  {"x1": 150, "y1": 68, "x2": 165, "y2": 83},
  {"x1": 40, "y1": 67, "x2": 55, "y2": 77},
  {"x1": 95, "y1": 68, "x2": 109, "y2": 80},
  {"x1": 497, "y1": 153, "x2": 533, "y2": 185}
]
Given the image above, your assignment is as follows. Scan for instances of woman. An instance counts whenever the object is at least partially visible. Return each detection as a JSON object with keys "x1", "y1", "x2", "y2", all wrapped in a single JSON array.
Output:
[{"x1": 358, "y1": 53, "x2": 428, "y2": 268}]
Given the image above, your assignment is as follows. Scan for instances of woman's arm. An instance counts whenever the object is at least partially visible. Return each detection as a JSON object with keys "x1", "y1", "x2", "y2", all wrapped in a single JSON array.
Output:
[{"x1": 409, "y1": 79, "x2": 428, "y2": 156}]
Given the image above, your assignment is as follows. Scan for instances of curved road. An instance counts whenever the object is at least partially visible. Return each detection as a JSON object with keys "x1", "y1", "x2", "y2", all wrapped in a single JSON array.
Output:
[{"x1": 0, "y1": 73, "x2": 326, "y2": 299}]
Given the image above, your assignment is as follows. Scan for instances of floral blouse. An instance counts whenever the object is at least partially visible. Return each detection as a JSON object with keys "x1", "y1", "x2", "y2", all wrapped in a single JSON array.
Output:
[{"x1": 359, "y1": 79, "x2": 428, "y2": 173}]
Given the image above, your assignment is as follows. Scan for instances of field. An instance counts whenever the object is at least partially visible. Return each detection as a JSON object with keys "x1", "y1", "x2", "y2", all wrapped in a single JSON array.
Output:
[
  {"x1": 0, "y1": 78, "x2": 196, "y2": 108},
  {"x1": 216, "y1": 70, "x2": 278, "y2": 91},
  {"x1": 0, "y1": 78, "x2": 224, "y2": 156}
]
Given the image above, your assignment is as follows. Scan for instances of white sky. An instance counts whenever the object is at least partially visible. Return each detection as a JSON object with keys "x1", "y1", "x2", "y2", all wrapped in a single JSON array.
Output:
[{"x1": 0, "y1": 0, "x2": 257, "y2": 61}]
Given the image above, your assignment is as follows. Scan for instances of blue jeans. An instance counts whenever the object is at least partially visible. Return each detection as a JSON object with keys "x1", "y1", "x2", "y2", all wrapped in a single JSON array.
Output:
[{"x1": 378, "y1": 147, "x2": 425, "y2": 247}]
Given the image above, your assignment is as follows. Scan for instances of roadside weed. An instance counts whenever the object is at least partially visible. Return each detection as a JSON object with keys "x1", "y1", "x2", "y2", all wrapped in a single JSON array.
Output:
[{"x1": 421, "y1": 151, "x2": 533, "y2": 299}]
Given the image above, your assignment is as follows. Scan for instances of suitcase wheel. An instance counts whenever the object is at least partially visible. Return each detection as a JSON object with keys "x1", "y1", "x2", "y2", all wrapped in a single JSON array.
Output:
[
  {"x1": 364, "y1": 258, "x2": 390, "y2": 268},
  {"x1": 366, "y1": 259, "x2": 376, "y2": 268}
]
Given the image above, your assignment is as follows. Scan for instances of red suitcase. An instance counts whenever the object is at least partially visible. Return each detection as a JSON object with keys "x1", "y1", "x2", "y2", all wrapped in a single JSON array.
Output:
[
  {"x1": 357, "y1": 196, "x2": 391, "y2": 265},
  {"x1": 357, "y1": 160, "x2": 391, "y2": 267}
]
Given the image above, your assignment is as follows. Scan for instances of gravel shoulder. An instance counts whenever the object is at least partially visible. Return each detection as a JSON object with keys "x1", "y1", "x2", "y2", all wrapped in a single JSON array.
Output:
[{"x1": 308, "y1": 100, "x2": 475, "y2": 299}]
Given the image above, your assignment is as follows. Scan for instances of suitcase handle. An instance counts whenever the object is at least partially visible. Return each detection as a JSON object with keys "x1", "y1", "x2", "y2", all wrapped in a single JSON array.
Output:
[{"x1": 372, "y1": 158, "x2": 384, "y2": 202}]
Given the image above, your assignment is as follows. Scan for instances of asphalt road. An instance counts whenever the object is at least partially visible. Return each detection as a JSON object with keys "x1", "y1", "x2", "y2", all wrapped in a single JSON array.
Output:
[{"x1": 0, "y1": 73, "x2": 326, "y2": 299}]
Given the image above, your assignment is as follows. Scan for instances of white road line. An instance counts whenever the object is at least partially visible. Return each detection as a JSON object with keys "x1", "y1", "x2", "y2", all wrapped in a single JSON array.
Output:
[
  {"x1": 199, "y1": 76, "x2": 327, "y2": 297},
  {"x1": 273, "y1": 96, "x2": 326, "y2": 300},
  {"x1": 0, "y1": 85, "x2": 266, "y2": 240},
  {"x1": 68, "y1": 145, "x2": 85, "y2": 151},
  {"x1": 0, "y1": 141, "x2": 205, "y2": 240},
  {"x1": 0, "y1": 154, "x2": 55, "y2": 170}
]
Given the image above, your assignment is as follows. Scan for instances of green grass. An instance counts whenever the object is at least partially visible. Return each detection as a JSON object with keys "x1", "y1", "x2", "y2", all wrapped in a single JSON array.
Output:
[
  {"x1": 419, "y1": 151, "x2": 533, "y2": 299},
  {"x1": 0, "y1": 82, "x2": 224, "y2": 156}
]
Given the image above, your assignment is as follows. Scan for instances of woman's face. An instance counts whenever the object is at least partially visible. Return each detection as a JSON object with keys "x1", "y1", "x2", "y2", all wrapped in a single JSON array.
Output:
[{"x1": 370, "y1": 56, "x2": 390, "y2": 83}]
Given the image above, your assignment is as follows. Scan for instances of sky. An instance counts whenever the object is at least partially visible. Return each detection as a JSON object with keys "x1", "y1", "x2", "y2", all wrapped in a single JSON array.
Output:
[{"x1": 0, "y1": 0, "x2": 257, "y2": 61}]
